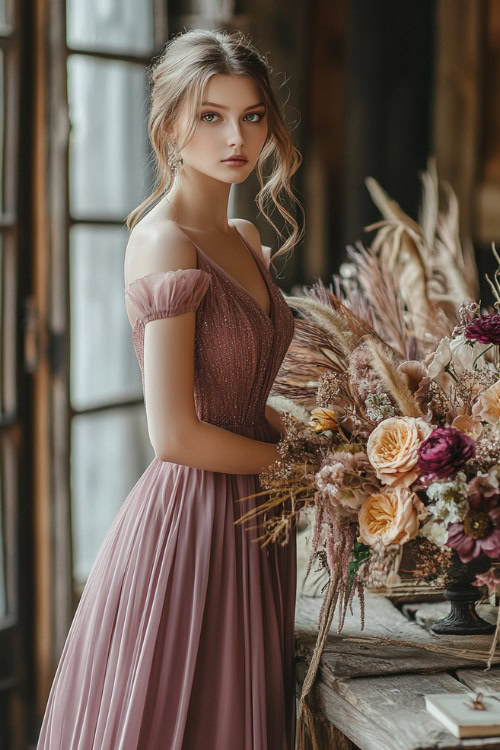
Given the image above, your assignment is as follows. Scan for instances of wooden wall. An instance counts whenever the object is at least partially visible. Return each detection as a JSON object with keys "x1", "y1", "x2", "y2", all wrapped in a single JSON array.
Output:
[
  {"x1": 434, "y1": 0, "x2": 500, "y2": 292},
  {"x1": 477, "y1": 0, "x2": 500, "y2": 245}
]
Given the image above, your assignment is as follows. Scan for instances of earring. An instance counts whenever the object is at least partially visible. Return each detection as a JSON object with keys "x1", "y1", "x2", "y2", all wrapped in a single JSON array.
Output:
[{"x1": 167, "y1": 141, "x2": 183, "y2": 176}]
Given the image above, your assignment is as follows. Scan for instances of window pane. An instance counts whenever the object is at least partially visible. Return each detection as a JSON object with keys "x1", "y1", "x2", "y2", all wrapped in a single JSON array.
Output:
[
  {"x1": 71, "y1": 406, "x2": 154, "y2": 585},
  {"x1": 66, "y1": 0, "x2": 154, "y2": 55},
  {"x1": 70, "y1": 225, "x2": 141, "y2": 409},
  {"x1": 67, "y1": 55, "x2": 152, "y2": 217}
]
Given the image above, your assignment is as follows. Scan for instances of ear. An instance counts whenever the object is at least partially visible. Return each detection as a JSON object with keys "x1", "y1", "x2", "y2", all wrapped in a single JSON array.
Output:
[{"x1": 164, "y1": 124, "x2": 177, "y2": 143}]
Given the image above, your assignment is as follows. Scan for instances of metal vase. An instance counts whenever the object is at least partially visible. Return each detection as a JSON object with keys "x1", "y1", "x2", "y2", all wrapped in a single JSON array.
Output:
[{"x1": 431, "y1": 550, "x2": 496, "y2": 635}]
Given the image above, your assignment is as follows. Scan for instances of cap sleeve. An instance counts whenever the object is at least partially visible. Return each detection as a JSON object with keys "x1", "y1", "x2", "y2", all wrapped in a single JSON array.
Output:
[{"x1": 124, "y1": 268, "x2": 211, "y2": 325}]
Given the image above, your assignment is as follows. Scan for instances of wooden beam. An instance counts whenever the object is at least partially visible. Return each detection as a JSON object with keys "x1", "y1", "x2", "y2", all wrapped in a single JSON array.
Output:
[
  {"x1": 432, "y1": 0, "x2": 483, "y2": 242},
  {"x1": 33, "y1": 0, "x2": 52, "y2": 714},
  {"x1": 476, "y1": 0, "x2": 500, "y2": 243}
]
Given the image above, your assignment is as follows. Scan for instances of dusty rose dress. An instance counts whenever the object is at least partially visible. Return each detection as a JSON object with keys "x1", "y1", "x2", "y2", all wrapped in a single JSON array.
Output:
[{"x1": 36, "y1": 226, "x2": 297, "y2": 749}]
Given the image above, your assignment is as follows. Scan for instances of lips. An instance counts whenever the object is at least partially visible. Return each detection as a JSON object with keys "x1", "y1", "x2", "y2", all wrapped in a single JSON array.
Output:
[{"x1": 222, "y1": 157, "x2": 248, "y2": 163}]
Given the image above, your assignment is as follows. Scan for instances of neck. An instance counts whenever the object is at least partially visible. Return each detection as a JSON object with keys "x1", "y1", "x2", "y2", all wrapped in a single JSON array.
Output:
[{"x1": 164, "y1": 166, "x2": 234, "y2": 233}]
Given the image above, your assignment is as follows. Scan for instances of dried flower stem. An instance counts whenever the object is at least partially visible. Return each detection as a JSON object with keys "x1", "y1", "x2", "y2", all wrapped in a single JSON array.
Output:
[{"x1": 365, "y1": 337, "x2": 423, "y2": 418}]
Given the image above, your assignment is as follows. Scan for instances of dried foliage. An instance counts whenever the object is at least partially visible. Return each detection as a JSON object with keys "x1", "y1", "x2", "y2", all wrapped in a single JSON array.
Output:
[{"x1": 240, "y1": 161, "x2": 500, "y2": 749}]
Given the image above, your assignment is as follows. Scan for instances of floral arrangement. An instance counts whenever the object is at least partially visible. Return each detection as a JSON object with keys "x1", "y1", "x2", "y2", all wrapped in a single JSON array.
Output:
[{"x1": 235, "y1": 159, "x2": 500, "y2": 748}]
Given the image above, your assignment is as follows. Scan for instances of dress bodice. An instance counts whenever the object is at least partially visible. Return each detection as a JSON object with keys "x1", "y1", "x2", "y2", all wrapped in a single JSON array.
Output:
[{"x1": 124, "y1": 230, "x2": 295, "y2": 430}]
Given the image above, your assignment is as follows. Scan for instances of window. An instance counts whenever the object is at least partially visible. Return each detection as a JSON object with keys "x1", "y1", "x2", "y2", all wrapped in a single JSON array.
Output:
[{"x1": 33, "y1": 0, "x2": 167, "y2": 714}]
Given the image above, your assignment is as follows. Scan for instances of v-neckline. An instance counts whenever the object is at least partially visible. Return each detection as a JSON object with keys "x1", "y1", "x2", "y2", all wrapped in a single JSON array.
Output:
[{"x1": 180, "y1": 222, "x2": 274, "y2": 327}]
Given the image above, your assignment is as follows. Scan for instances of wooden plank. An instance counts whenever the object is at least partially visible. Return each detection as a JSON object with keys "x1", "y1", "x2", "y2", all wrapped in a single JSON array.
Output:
[
  {"x1": 297, "y1": 659, "x2": 401, "y2": 750},
  {"x1": 297, "y1": 631, "x2": 472, "y2": 682},
  {"x1": 296, "y1": 595, "x2": 500, "y2": 748},
  {"x1": 299, "y1": 658, "x2": 500, "y2": 749},
  {"x1": 456, "y1": 668, "x2": 500, "y2": 693},
  {"x1": 296, "y1": 594, "x2": 500, "y2": 680},
  {"x1": 333, "y1": 671, "x2": 473, "y2": 749}
]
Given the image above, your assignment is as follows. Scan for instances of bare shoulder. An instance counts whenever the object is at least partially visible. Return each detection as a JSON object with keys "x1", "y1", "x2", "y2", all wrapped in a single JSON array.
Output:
[
  {"x1": 231, "y1": 218, "x2": 271, "y2": 266},
  {"x1": 231, "y1": 218, "x2": 261, "y2": 252},
  {"x1": 125, "y1": 219, "x2": 198, "y2": 286}
]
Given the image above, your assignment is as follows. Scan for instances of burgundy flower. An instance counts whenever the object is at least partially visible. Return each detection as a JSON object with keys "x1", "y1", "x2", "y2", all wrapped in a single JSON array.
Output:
[
  {"x1": 447, "y1": 505, "x2": 500, "y2": 562},
  {"x1": 464, "y1": 313, "x2": 500, "y2": 345},
  {"x1": 417, "y1": 426, "x2": 476, "y2": 479}
]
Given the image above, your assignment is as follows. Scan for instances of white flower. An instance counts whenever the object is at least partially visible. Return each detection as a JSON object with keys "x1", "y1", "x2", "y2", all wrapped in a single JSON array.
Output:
[
  {"x1": 426, "y1": 471, "x2": 468, "y2": 502},
  {"x1": 420, "y1": 520, "x2": 448, "y2": 548},
  {"x1": 426, "y1": 471, "x2": 469, "y2": 524},
  {"x1": 426, "y1": 338, "x2": 452, "y2": 380},
  {"x1": 449, "y1": 333, "x2": 492, "y2": 371},
  {"x1": 429, "y1": 497, "x2": 468, "y2": 524},
  {"x1": 426, "y1": 334, "x2": 494, "y2": 391}
]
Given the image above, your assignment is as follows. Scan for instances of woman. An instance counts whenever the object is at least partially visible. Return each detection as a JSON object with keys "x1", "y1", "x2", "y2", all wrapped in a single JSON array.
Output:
[{"x1": 37, "y1": 28, "x2": 303, "y2": 749}]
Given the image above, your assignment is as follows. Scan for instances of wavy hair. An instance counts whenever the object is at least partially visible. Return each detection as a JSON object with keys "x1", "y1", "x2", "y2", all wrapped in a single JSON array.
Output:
[{"x1": 125, "y1": 28, "x2": 304, "y2": 265}]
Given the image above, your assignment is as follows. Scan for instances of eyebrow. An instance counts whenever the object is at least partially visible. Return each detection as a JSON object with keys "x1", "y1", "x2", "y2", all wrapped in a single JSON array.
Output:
[{"x1": 201, "y1": 101, "x2": 266, "y2": 110}]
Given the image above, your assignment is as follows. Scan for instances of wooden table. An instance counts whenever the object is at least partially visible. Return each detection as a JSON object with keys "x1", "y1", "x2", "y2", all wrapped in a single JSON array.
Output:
[{"x1": 295, "y1": 593, "x2": 500, "y2": 749}]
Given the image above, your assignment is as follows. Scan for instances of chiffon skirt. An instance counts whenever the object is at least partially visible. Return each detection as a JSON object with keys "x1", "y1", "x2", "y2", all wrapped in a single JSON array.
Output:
[{"x1": 37, "y1": 420, "x2": 297, "y2": 749}]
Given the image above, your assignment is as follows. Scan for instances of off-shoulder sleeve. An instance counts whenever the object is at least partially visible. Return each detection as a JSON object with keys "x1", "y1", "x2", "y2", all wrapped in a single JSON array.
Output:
[{"x1": 124, "y1": 268, "x2": 211, "y2": 325}]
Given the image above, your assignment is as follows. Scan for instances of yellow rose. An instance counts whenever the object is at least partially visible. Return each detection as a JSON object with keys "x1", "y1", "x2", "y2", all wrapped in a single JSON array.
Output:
[
  {"x1": 358, "y1": 487, "x2": 427, "y2": 546},
  {"x1": 472, "y1": 380, "x2": 500, "y2": 425},
  {"x1": 308, "y1": 407, "x2": 338, "y2": 433},
  {"x1": 366, "y1": 416, "x2": 433, "y2": 488}
]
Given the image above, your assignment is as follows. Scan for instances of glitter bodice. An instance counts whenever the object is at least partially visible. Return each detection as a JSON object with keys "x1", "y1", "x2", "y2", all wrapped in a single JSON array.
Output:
[{"x1": 124, "y1": 229, "x2": 295, "y2": 431}]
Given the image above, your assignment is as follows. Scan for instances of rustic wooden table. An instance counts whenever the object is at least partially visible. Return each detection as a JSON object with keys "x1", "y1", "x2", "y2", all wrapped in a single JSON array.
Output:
[{"x1": 295, "y1": 593, "x2": 500, "y2": 749}]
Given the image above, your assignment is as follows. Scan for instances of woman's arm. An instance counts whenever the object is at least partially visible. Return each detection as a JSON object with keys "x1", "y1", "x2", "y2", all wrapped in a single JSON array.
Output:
[
  {"x1": 145, "y1": 313, "x2": 279, "y2": 474},
  {"x1": 265, "y1": 403, "x2": 286, "y2": 437}
]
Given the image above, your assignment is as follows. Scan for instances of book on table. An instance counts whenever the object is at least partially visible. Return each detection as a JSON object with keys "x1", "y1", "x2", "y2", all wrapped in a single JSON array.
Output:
[{"x1": 425, "y1": 691, "x2": 500, "y2": 739}]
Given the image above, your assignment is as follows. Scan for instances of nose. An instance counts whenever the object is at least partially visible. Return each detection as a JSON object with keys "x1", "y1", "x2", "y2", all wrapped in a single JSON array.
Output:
[{"x1": 226, "y1": 118, "x2": 244, "y2": 148}]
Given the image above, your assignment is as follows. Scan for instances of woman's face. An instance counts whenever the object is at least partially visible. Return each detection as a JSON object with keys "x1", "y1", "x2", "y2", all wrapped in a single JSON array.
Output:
[{"x1": 174, "y1": 74, "x2": 269, "y2": 184}]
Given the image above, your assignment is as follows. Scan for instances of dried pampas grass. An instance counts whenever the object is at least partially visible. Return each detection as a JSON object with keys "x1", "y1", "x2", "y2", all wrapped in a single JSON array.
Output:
[
  {"x1": 266, "y1": 394, "x2": 311, "y2": 425},
  {"x1": 283, "y1": 295, "x2": 359, "y2": 356},
  {"x1": 363, "y1": 158, "x2": 477, "y2": 339},
  {"x1": 363, "y1": 337, "x2": 423, "y2": 418}
]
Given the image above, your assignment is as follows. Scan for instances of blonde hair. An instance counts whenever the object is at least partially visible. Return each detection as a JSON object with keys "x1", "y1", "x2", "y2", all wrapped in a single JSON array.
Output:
[{"x1": 126, "y1": 28, "x2": 304, "y2": 265}]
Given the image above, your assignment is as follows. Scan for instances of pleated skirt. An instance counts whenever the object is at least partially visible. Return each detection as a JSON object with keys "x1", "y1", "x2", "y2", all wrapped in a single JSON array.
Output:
[{"x1": 37, "y1": 420, "x2": 297, "y2": 749}]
